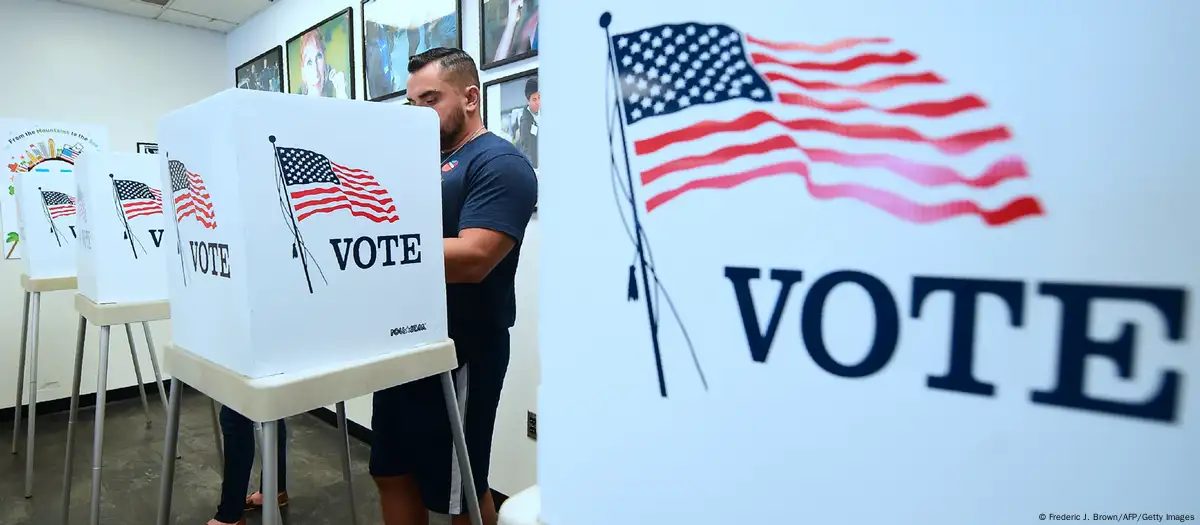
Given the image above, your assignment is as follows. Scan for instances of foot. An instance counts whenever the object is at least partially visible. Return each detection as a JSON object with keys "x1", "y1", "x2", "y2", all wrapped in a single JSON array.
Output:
[{"x1": 244, "y1": 491, "x2": 289, "y2": 511}]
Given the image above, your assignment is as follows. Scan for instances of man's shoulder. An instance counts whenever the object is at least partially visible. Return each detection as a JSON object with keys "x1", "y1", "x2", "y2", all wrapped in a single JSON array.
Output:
[{"x1": 465, "y1": 133, "x2": 534, "y2": 173}]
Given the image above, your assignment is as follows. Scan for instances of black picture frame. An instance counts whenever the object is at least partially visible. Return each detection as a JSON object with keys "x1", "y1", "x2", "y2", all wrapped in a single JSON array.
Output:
[
  {"x1": 482, "y1": 67, "x2": 538, "y2": 175},
  {"x1": 234, "y1": 45, "x2": 285, "y2": 92},
  {"x1": 136, "y1": 142, "x2": 159, "y2": 154},
  {"x1": 361, "y1": 0, "x2": 464, "y2": 102},
  {"x1": 285, "y1": 7, "x2": 357, "y2": 99},
  {"x1": 478, "y1": 0, "x2": 538, "y2": 70}
]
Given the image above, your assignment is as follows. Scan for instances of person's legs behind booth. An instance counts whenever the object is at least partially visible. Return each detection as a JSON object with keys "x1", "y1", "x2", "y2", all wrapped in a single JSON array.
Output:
[
  {"x1": 210, "y1": 406, "x2": 288, "y2": 525},
  {"x1": 371, "y1": 330, "x2": 510, "y2": 525}
]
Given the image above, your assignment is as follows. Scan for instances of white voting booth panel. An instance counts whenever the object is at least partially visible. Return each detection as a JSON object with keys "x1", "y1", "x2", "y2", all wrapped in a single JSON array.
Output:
[
  {"x1": 538, "y1": 2, "x2": 1200, "y2": 525},
  {"x1": 14, "y1": 169, "x2": 79, "y2": 279},
  {"x1": 157, "y1": 89, "x2": 448, "y2": 379},
  {"x1": 76, "y1": 151, "x2": 169, "y2": 304}
]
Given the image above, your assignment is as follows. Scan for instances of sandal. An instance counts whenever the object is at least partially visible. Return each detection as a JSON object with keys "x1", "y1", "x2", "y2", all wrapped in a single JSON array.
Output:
[{"x1": 244, "y1": 491, "x2": 289, "y2": 512}]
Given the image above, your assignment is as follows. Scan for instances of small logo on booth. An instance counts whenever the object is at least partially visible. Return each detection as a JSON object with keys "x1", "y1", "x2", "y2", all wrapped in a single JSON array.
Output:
[
  {"x1": 39, "y1": 188, "x2": 77, "y2": 248},
  {"x1": 111, "y1": 176, "x2": 165, "y2": 259},
  {"x1": 598, "y1": 14, "x2": 1048, "y2": 398},
  {"x1": 442, "y1": 160, "x2": 459, "y2": 173},
  {"x1": 269, "y1": 135, "x2": 409, "y2": 295}
]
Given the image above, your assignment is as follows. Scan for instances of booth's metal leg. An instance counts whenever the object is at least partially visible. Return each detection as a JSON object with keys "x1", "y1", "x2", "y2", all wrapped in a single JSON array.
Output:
[
  {"x1": 23, "y1": 291, "x2": 42, "y2": 498},
  {"x1": 60, "y1": 316, "x2": 88, "y2": 525},
  {"x1": 87, "y1": 325, "x2": 112, "y2": 525},
  {"x1": 209, "y1": 399, "x2": 224, "y2": 468},
  {"x1": 262, "y1": 421, "x2": 282, "y2": 525},
  {"x1": 141, "y1": 322, "x2": 169, "y2": 412},
  {"x1": 155, "y1": 378, "x2": 183, "y2": 525},
  {"x1": 336, "y1": 401, "x2": 359, "y2": 525},
  {"x1": 11, "y1": 291, "x2": 30, "y2": 455},
  {"x1": 440, "y1": 371, "x2": 484, "y2": 525},
  {"x1": 124, "y1": 324, "x2": 152, "y2": 428}
]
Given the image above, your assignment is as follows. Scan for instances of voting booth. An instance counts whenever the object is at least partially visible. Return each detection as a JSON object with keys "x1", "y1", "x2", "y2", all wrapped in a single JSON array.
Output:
[
  {"x1": 154, "y1": 89, "x2": 484, "y2": 525},
  {"x1": 76, "y1": 151, "x2": 169, "y2": 304},
  {"x1": 156, "y1": 88, "x2": 448, "y2": 379},
  {"x1": 537, "y1": 3, "x2": 1199, "y2": 524},
  {"x1": 14, "y1": 168, "x2": 80, "y2": 279}
]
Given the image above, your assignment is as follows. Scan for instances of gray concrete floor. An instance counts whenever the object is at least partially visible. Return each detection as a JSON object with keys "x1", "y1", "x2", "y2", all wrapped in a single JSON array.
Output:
[{"x1": 0, "y1": 387, "x2": 452, "y2": 525}]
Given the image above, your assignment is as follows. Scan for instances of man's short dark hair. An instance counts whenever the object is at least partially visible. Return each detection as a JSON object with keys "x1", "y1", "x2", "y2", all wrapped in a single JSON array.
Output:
[
  {"x1": 408, "y1": 47, "x2": 480, "y2": 90},
  {"x1": 524, "y1": 77, "x2": 539, "y2": 99}
]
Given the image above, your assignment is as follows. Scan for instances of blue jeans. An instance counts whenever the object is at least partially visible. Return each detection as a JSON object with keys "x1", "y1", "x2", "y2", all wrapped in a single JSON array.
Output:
[{"x1": 214, "y1": 406, "x2": 287, "y2": 523}]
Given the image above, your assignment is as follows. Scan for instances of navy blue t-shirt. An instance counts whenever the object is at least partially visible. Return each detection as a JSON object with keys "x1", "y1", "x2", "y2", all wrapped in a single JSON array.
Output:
[{"x1": 440, "y1": 132, "x2": 538, "y2": 335}]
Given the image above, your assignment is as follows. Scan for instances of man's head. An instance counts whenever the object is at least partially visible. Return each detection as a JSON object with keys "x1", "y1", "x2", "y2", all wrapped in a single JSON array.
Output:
[
  {"x1": 407, "y1": 47, "x2": 482, "y2": 150},
  {"x1": 524, "y1": 77, "x2": 540, "y2": 114}
]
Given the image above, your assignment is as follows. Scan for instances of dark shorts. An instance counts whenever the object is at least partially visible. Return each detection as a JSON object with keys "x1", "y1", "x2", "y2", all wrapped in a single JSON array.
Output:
[{"x1": 369, "y1": 329, "x2": 511, "y2": 515}]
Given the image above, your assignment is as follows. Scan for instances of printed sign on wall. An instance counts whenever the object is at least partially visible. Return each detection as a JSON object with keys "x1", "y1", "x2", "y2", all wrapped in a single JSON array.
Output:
[
  {"x1": 3, "y1": 122, "x2": 109, "y2": 259},
  {"x1": 76, "y1": 152, "x2": 169, "y2": 304},
  {"x1": 158, "y1": 89, "x2": 448, "y2": 379},
  {"x1": 538, "y1": 2, "x2": 1199, "y2": 524}
]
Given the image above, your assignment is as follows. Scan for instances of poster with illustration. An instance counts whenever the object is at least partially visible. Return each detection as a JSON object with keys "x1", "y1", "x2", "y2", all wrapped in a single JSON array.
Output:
[{"x1": 3, "y1": 122, "x2": 109, "y2": 259}]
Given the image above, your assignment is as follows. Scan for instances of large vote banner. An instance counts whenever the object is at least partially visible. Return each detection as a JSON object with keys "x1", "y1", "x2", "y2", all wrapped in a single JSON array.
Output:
[
  {"x1": 538, "y1": 1, "x2": 1199, "y2": 524},
  {"x1": 3, "y1": 121, "x2": 108, "y2": 259}
]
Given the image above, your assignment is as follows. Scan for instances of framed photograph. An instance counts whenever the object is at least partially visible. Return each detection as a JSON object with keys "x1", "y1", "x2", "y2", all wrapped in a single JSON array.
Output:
[
  {"x1": 479, "y1": 0, "x2": 538, "y2": 70},
  {"x1": 235, "y1": 46, "x2": 285, "y2": 92},
  {"x1": 483, "y1": 68, "x2": 538, "y2": 173},
  {"x1": 362, "y1": 0, "x2": 462, "y2": 102},
  {"x1": 136, "y1": 142, "x2": 159, "y2": 154},
  {"x1": 286, "y1": 7, "x2": 356, "y2": 99}
]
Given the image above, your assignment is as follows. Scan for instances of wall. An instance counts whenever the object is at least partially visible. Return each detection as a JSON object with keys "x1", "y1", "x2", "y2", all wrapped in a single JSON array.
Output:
[
  {"x1": 0, "y1": 1, "x2": 228, "y2": 408},
  {"x1": 227, "y1": 0, "x2": 540, "y2": 496}
]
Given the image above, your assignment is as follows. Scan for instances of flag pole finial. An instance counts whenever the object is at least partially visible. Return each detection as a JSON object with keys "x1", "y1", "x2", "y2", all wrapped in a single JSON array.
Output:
[
  {"x1": 268, "y1": 135, "x2": 277, "y2": 144},
  {"x1": 109, "y1": 174, "x2": 114, "y2": 179},
  {"x1": 599, "y1": 12, "x2": 612, "y2": 28}
]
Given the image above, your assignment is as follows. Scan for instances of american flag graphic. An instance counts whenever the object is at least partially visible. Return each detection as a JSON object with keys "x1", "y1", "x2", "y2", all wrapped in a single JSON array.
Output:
[
  {"x1": 168, "y1": 160, "x2": 216, "y2": 228},
  {"x1": 609, "y1": 22, "x2": 1044, "y2": 225},
  {"x1": 60, "y1": 147, "x2": 80, "y2": 162},
  {"x1": 276, "y1": 147, "x2": 398, "y2": 223},
  {"x1": 41, "y1": 190, "x2": 76, "y2": 219},
  {"x1": 113, "y1": 179, "x2": 163, "y2": 220}
]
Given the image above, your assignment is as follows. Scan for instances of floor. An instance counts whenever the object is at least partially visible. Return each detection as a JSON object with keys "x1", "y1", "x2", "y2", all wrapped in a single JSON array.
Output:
[{"x1": 0, "y1": 387, "x2": 452, "y2": 525}]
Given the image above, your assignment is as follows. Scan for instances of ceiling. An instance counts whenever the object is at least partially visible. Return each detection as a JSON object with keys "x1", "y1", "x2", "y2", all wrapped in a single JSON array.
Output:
[{"x1": 54, "y1": 0, "x2": 274, "y2": 33}]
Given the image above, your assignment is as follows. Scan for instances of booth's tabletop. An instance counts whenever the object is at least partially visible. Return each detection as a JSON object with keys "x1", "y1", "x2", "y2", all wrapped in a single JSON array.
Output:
[
  {"x1": 164, "y1": 339, "x2": 458, "y2": 422},
  {"x1": 20, "y1": 273, "x2": 77, "y2": 293}
]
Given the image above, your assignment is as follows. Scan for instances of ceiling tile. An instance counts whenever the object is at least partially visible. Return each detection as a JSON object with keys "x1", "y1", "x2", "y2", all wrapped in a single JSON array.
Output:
[
  {"x1": 168, "y1": 0, "x2": 272, "y2": 24},
  {"x1": 156, "y1": 7, "x2": 214, "y2": 29},
  {"x1": 57, "y1": 0, "x2": 166, "y2": 19},
  {"x1": 206, "y1": 19, "x2": 237, "y2": 33}
]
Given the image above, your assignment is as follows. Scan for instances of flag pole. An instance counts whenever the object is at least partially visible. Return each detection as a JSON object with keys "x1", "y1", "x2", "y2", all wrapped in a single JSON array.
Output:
[
  {"x1": 165, "y1": 153, "x2": 188, "y2": 285},
  {"x1": 269, "y1": 136, "x2": 314, "y2": 294},
  {"x1": 39, "y1": 187, "x2": 63, "y2": 247},
  {"x1": 601, "y1": 12, "x2": 669, "y2": 398},
  {"x1": 110, "y1": 175, "x2": 139, "y2": 259}
]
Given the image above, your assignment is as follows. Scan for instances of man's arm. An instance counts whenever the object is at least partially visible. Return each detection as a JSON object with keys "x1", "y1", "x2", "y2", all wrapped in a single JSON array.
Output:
[{"x1": 444, "y1": 153, "x2": 538, "y2": 284}]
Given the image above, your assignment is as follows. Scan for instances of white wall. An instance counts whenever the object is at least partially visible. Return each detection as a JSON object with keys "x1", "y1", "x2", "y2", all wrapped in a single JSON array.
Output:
[
  {"x1": 227, "y1": 0, "x2": 540, "y2": 496},
  {"x1": 0, "y1": 1, "x2": 228, "y2": 409}
]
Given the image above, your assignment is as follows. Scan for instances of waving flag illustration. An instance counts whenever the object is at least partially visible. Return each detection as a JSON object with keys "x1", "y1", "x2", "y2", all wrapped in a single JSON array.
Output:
[
  {"x1": 268, "y1": 135, "x2": 398, "y2": 294},
  {"x1": 168, "y1": 160, "x2": 216, "y2": 228},
  {"x1": 111, "y1": 176, "x2": 163, "y2": 259},
  {"x1": 606, "y1": 18, "x2": 1043, "y2": 225},
  {"x1": 39, "y1": 189, "x2": 76, "y2": 247}
]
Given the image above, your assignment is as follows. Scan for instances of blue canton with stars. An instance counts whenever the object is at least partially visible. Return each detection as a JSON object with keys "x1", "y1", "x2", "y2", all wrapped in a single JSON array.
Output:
[{"x1": 610, "y1": 23, "x2": 773, "y2": 125}]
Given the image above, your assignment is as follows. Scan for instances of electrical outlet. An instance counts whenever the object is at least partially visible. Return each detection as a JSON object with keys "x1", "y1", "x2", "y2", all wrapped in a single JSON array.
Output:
[{"x1": 526, "y1": 411, "x2": 537, "y2": 441}]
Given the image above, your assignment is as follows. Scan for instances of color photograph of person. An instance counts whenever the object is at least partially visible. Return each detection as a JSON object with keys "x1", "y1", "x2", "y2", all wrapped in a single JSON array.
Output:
[
  {"x1": 286, "y1": 8, "x2": 355, "y2": 99},
  {"x1": 235, "y1": 46, "x2": 284, "y2": 93},
  {"x1": 363, "y1": 0, "x2": 461, "y2": 101},
  {"x1": 480, "y1": 0, "x2": 538, "y2": 69},
  {"x1": 484, "y1": 70, "x2": 539, "y2": 173}
]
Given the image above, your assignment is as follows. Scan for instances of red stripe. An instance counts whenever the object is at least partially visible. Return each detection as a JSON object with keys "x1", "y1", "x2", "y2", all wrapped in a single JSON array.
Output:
[
  {"x1": 751, "y1": 50, "x2": 916, "y2": 72},
  {"x1": 644, "y1": 159, "x2": 1044, "y2": 226},
  {"x1": 641, "y1": 134, "x2": 1029, "y2": 189},
  {"x1": 744, "y1": 35, "x2": 891, "y2": 54},
  {"x1": 634, "y1": 111, "x2": 1011, "y2": 156},
  {"x1": 763, "y1": 71, "x2": 943, "y2": 93},
  {"x1": 777, "y1": 92, "x2": 986, "y2": 118}
]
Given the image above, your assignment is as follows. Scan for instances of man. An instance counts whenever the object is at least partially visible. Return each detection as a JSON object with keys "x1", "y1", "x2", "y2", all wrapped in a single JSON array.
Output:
[
  {"x1": 514, "y1": 77, "x2": 539, "y2": 170},
  {"x1": 371, "y1": 47, "x2": 537, "y2": 525}
]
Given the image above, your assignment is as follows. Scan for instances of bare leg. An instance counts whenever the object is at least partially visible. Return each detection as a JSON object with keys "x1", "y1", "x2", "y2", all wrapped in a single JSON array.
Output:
[
  {"x1": 374, "y1": 475, "x2": 429, "y2": 525},
  {"x1": 450, "y1": 491, "x2": 498, "y2": 525}
]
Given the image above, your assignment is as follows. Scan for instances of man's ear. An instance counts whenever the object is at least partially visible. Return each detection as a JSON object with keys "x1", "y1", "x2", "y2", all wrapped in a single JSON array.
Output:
[{"x1": 465, "y1": 85, "x2": 482, "y2": 111}]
